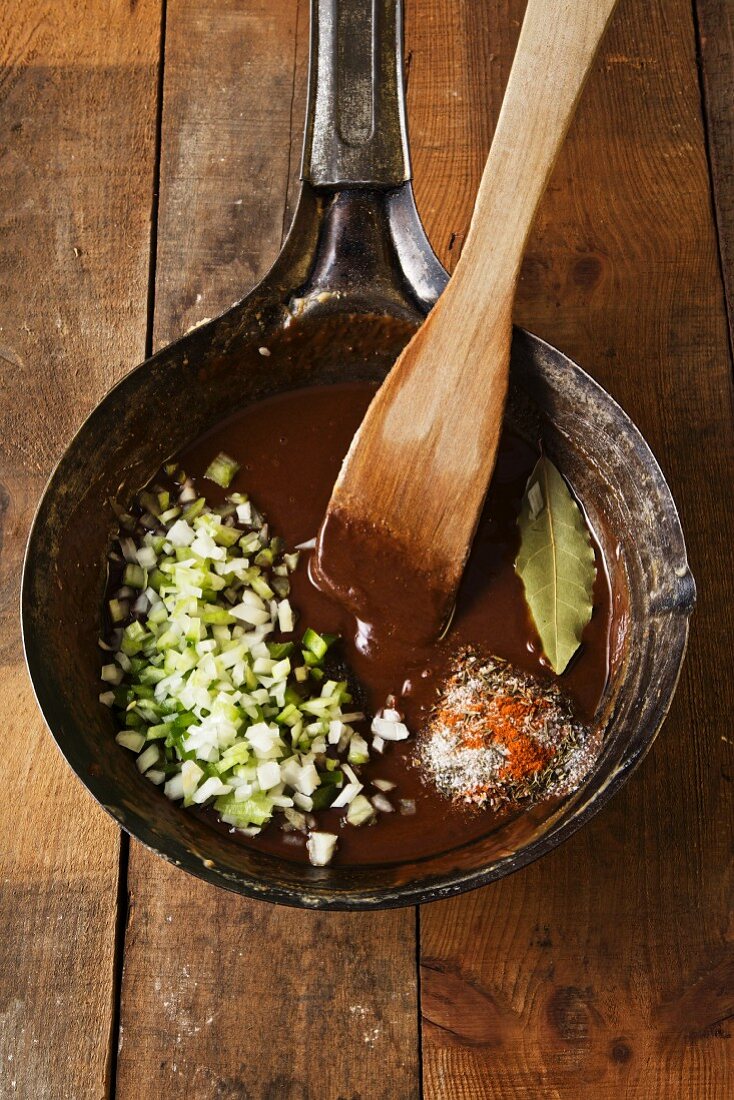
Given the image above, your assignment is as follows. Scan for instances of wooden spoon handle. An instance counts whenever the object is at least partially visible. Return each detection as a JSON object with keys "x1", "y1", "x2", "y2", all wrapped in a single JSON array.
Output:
[
  {"x1": 456, "y1": 0, "x2": 619, "y2": 308},
  {"x1": 314, "y1": 0, "x2": 620, "y2": 642}
]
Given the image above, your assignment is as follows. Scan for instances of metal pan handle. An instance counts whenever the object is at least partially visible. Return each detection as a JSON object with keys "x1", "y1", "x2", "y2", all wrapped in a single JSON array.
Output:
[{"x1": 301, "y1": 0, "x2": 411, "y2": 188}]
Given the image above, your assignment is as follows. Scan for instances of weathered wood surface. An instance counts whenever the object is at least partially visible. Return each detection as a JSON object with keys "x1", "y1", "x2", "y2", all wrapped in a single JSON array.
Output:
[
  {"x1": 696, "y1": 0, "x2": 734, "y2": 348},
  {"x1": 407, "y1": 0, "x2": 734, "y2": 1096},
  {"x1": 0, "y1": 2, "x2": 161, "y2": 1097},
  {"x1": 115, "y1": 4, "x2": 420, "y2": 1099},
  {"x1": 3, "y1": 0, "x2": 733, "y2": 1097}
]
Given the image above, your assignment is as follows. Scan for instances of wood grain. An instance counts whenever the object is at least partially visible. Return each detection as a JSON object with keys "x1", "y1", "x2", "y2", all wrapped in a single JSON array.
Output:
[
  {"x1": 407, "y1": 0, "x2": 734, "y2": 1095},
  {"x1": 0, "y1": 1, "x2": 161, "y2": 1097},
  {"x1": 695, "y1": 0, "x2": 734, "y2": 349},
  {"x1": 114, "y1": 4, "x2": 420, "y2": 1098},
  {"x1": 4, "y1": 1, "x2": 733, "y2": 1097}
]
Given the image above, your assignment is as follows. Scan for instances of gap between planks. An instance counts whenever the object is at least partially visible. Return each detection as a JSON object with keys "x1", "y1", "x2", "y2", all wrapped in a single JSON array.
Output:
[
  {"x1": 110, "y1": 2, "x2": 168, "y2": 1096},
  {"x1": 691, "y1": 0, "x2": 734, "y2": 366}
]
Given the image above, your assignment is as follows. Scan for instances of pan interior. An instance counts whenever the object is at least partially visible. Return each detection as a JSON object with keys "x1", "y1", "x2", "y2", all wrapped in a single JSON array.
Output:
[{"x1": 22, "y1": 308, "x2": 691, "y2": 907}]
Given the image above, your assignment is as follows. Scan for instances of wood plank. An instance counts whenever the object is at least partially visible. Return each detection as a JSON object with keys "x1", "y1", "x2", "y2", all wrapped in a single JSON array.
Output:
[
  {"x1": 695, "y1": 0, "x2": 734, "y2": 348},
  {"x1": 149, "y1": 0, "x2": 309, "y2": 347},
  {"x1": 406, "y1": 0, "x2": 734, "y2": 1096},
  {"x1": 0, "y1": 2, "x2": 161, "y2": 1097},
  {"x1": 115, "y1": 4, "x2": 420, "y2": 1097}
]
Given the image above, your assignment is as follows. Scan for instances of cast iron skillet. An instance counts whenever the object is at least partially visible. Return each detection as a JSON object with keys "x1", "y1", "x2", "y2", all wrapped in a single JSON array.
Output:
[{"x1": 22, "y1": 0, "x2": 695, "y2": 909}]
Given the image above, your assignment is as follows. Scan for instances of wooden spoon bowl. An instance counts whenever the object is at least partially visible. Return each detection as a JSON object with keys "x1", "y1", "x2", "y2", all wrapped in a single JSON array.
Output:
[{"x1": 315, "y1": 0, "x2": 622, "y2": 644}]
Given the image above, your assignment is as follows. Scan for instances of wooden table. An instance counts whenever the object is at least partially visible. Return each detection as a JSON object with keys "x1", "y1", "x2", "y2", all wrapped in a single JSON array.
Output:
[{"x1": 1, "y1": 1, "x2": 732, "y2": 1096}]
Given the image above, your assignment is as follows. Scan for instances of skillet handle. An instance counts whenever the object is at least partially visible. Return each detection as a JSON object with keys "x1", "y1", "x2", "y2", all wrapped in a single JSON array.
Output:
[{"x1": 301, "y1": 0, "x2": 411, "y2": 188}]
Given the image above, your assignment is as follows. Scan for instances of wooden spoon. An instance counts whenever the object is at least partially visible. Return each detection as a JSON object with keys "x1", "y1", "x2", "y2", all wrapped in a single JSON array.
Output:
[{"x1": 314, "y1": 0, "x2": 620, "y2": 648}]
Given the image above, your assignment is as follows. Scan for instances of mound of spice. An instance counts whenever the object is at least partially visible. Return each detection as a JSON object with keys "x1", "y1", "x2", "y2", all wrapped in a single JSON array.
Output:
[{"x1": 416, "y1": 651, "x2": 596, "y2": 809}]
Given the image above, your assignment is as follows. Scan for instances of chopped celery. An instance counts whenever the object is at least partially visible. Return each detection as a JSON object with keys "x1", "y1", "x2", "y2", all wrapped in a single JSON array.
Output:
[
  {"x1": 213, "y1": 525, "x2": 241, "y2": 548},
  {"x1": 147, "y1": 568, "x2": 166, "y2": 592},
  {"x1": 320, "y1": 769, "x2": 344, "y2": 787},
  {"x1": 310, "y1": 784, "x2": 339, "y2": 810},
  {"x1": 214, "y1": 791, "x2": 273, "y2": 827},
  {"x1": 120, "y1": 620, "x2": 147, "y2": 655},
  {"x1": 199, "y1": 606, "x2": 236, "y2": 625},
  {"x1": 139, "y1": 490, "x2": 161, "y2": 517},
  {"x1": 123, "y1": 563, "x2": 146, "y2": 589},
  {"x1": 182, "y1": 497, "x2": 207, "y2": 521},
  {"x1": 348, "y1": 735, "x2": 370, "y2": 766},
  {"x1": 283, "y1": 684, "x2": 302, "y2": 706},
  {"x1": 108, "y1": 598, "x2": 128, "y2": 623},
  {"x1": 301, "y1": 628, "x2": 336, "y2": 661},
  {"x1": 104, "y1": 471, "x2": 409, "y2": 868},
  {"x1": 145, "y1": 723, "x2": 170, "y2": 741},
  {"x1": 300, "y1": 697, "x2": 337, "y2": 717},
  {"x1": 204, "y1": 452, "x2": 240, "y2": 488}
]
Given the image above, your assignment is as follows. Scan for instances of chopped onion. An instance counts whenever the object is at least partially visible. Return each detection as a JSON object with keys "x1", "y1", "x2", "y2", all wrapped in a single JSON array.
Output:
[
  {"x1": 277, "y1": 599, "x2": 295, "y2": 632},
  {"x1": 116, "y1": 730, "x2": 145, "y2": 752},
  {"x1": 179, "y1": 479, "x2": 197, "y2": 503},
  {"x1": 231, "y1": 602, "x2": 271, "y2": 626},
  {"x1": 136, "y1": 744, "x2": 160, "y2": 773},
  {"x1": 342, "y1": 763, "x2": 359, "y2": 785},
  {"x1": 119, "y1": 536, "x2": 138, "y2": 563},
  {"x1": 371, "y1": 792, "x2": 394, "y2": 813},
  {"x1": 306, "y1": 832, "x2": 338, "y2": 866},
  {"x1": 293, "y1": 763, "x2": 320, "y2": 797},
  {"x1": 331, "y1": 781, "x2": 363, "y2": 809},
  {"x1": 346, "y1": 795, "x2": 376, "y2": 827},
  {"x1": 181, "y1": 759, "x2": 204, "y2": 797},
  {"x1": 371, "y1": 716, "x2": 410, "y2": 741},
  {"x1": 328, "y1": 719, "x2": 345, "y2": 745},
  {"x1": 132, "y1": 593, "x2": 149, "y2": 616},
  {"x1": 164, "y1": 773, "x2": 185, "y2": 800},
  {"x1": 136, "y1": 545, "x2": 157, "y2": 569},
  {"x1": 256, "y1": 761, "x2": 281, "y2": 791},
  {"x1": 167, "y1": 519, "x2": 195, "y2": 546},
  {"x1": 114, "y1": 651, "x2": 131, "y2": 673},
  {"x1": 377, "y1": 705, "x2": 402, "y2": 722},
  {"x1": 103, "y1": 473, "x2": 416, "y2": 848},
  {"x1": 284, "y1": 808, "x2": 307, "y2": 832},
  {"x1": 192, "y1": 777, "x2": 232, "y2": 804},
  {"x1": 236, "y1": 501, "x2": 252, "y2": 524}
]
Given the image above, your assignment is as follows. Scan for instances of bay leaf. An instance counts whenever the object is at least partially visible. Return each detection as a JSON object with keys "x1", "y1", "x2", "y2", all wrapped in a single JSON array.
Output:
[{"x1": 515, "y1": 456, "x2": 596, "y2": 674}]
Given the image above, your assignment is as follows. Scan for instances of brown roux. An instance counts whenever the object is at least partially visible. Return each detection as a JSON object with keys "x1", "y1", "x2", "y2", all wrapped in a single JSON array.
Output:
[{"x1": 177, "y1": 381, "x2": 612, "y2": 865}]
